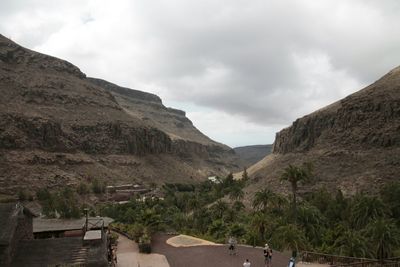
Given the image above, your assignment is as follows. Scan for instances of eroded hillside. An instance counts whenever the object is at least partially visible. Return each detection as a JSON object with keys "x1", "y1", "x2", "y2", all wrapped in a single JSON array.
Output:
[
  {"x1": 0, "y1": 34, "x2": 239, "y2": 196},
  {"x1": 245, "y1": 66, "x2": 400, "y2": 196}
]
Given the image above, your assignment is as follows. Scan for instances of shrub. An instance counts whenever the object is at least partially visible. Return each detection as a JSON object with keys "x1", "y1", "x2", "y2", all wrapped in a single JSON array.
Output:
[
  {"x1": 77, "y1": 182, "x2": 90, "y2": 195},
  {"x1": 138, "y1": 233, "x2": 152, "y2": 254},
  {"x1": 36, "y1": 188, "x2": 51, "y2": 201},
  {"x1": 18, "y1": 190, "x2": 33, "y2": 201},
  {"x1": 91, "y1": 179, "x2": 106, "y2": 194},
  {"x1": 109, "y1": 232, "x2": 119, "y2": 245}
]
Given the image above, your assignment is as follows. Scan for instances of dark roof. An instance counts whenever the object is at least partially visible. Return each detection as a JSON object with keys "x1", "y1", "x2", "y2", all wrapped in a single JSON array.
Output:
[
  {"x1": 11, "y1": 237, "x2": 108, "y2": 266},
  {"x1": 33, "y1": 217, "x2": 114, "y2": 233},
  {"x1": 21, "y1": 201, "x2": 42, "y2": 217},
  {"x1": 0, "y1": 203, "x2": 21, "y2": 245}
]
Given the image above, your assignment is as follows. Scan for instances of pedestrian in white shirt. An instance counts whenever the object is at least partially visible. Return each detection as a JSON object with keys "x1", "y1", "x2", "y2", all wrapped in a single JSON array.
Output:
[{"x1": 243, "y1": 259, "x2": 251, "y2": 267}]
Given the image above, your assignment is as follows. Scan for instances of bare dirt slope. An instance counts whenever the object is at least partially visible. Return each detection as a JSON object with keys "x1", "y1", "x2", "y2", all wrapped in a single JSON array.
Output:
[
  {"x1": 0, "y1": 34, "x2": 239, "y2": 196},
  {"x1": 245, "y1": 66, "x2": 400, "y2": 196},
  {"x1": 234, "y1": 144, "x2": 273, "y2": 168}
]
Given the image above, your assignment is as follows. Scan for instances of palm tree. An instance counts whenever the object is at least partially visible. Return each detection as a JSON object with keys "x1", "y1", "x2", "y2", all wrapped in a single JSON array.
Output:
[
  {"x1": 364, "y1": 218, "x2": 400, "y2": 260},
  {"x1": 232, "y1": 200, "x2": 245, "y2": 212},
  {"x1": 333, "y1": 228, "x2": 371, "y2": 258},
  {"x1": 281, "y1": 162, "x2": 313, "y2": 222},
  {"x1": 250, "y1": 211, "x2": 269, "y2": 243},
  {"x1": 297, "y1": 203, "x2": 326, "y2": 246},
  {"x1": 252, "y1": 188, "x2": 273, "y2": 211},
  {"x1": 271, "y1": 224, "x2": 309, "y2": 255},
  {"x1": 242, "y1": 167, "x2": 249, "y2": 180},
  {"x1": 351, "y1": 194, "x2": 388, "y2": 229},
  {"x1": 211, "y1": 200, "x2": 229, "y2": 219},
  {"x1": 229, "y1": 185, "x2": 244, "y2": 201},
  {"x1": 380, "y1": 182, "x2": 400, "y2": 222},
  {"x1": 270, "y1": 192, "x2": 289, "y2": 215}
]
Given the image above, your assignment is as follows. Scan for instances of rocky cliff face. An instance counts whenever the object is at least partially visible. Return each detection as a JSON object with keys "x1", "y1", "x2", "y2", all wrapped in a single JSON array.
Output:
[
  {"x1": 245, "y1": 66, "x2": 400, "y2": 196},
  {"x1": 273, "y1": 67, "x2": 400, "y2": 154},
  {"x1": 0, "y1": 35, "x2": 239, "y2": 195}
]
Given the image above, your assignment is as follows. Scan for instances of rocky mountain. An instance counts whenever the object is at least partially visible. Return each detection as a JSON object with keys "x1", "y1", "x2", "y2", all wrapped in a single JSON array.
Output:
[
  {"x1": 245, "y1": 66, "x2": 400, "y2": 196},
  {"x1": 0, "y1": 34, "x2": 239, "y2": 196},
  {"x1": 233, "y1": 145, "x2": 272, "y2": 168}
]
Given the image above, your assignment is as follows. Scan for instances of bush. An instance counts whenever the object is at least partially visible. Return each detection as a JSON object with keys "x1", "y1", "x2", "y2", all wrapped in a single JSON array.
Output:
[
  {"x1": 138, "y1": 233, "x2": 152, "y2": 254},
  {"x1": 127, "y1": 224, "x2": 145, "y2": 242},
  {"x1": 18, "y1": 190, "x2": 33, "y2": 201},
  {"x1": 77, "y1": 182, "x2": 90, "y2": 195},
  {"x1": 36, "y1": 188, "x2": 51, "y2": 201},
  {"x1": 109, "y1": 232, "x2": 119, "y2": 245},
  {"x1": 92, "y1": 179, "x2": 106, "y2": 194}
]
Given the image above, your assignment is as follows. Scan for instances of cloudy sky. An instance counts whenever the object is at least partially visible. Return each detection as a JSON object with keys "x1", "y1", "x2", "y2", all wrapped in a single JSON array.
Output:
[{"x1": 1, "y1": 0, "x2": 400, "y2": 147}]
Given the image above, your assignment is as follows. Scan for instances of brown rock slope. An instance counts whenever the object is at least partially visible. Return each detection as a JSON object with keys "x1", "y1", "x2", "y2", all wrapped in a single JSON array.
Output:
[
  {"x1": 245, "y1": 66, "x2": 400, "y2": 196},
  {"x1": 0, "y1": 34, "x2": 239, "y2": 195},
  {"x1": 233, "y1": 144, "x2": 273, "y2": 168}
]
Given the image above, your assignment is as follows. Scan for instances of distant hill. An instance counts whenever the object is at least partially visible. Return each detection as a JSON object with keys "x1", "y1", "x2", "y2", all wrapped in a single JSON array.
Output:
[
  {"x1": 233, "y1": 145, "x2": 272, "y2": 168},
  {"x1": 0, "y1": 34, "x2": 241, "y2": 196},
  {"x1": 244, "y1": 66, "x2": 400, "y2": 196}
]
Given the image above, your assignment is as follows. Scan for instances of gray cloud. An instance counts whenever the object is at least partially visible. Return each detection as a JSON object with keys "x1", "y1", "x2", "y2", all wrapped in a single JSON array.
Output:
[{"x1": 1, "y1": 0, "x2": 400, "y2": 145}]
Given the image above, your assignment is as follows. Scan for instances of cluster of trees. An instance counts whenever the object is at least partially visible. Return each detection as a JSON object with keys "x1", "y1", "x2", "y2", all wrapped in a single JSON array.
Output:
[
  {"x1": 252, "y1": 163, "x2": 400, "y2": 259},
  {"x1": 50, "y1": 164, "x2": 399, "y2": 260},
  {"x1": 36, "y1": 187, "x2": 83, "y2": 218},
  {"x1": 33, "y1": 178, "x2": 107, "y2": 218},
  {"x1": 100, "y1": 174, "x2": 248, "y2": 243}
]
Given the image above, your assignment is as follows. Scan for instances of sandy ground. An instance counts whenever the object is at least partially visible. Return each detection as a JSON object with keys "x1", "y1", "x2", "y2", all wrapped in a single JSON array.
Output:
[
  {"x1": 166, "y1": 234, "x2": 220, "y2": 247},
  {"x1": 115, "y1": 233, "x2": 170, "y2": 267}
]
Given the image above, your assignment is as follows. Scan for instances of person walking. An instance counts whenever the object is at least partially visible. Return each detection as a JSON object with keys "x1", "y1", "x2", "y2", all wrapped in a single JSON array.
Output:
[
  {"x1": 264, "y1": 243, "x2": 273, "y2": 267},
  {"x1": 288, "y1": 257, "x2": 295, "y2": 267},
  {"x1": 243, "y1": 259, "x2": 251, "y2": 267},
  {"x1": 228, "y1": 236, "x2": 237, "y2": 255}
]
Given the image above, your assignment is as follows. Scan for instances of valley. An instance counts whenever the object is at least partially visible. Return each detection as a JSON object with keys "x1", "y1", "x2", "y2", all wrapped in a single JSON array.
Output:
[{"x1": 1, "y1": 33, "x2": 400, "y2": 266}]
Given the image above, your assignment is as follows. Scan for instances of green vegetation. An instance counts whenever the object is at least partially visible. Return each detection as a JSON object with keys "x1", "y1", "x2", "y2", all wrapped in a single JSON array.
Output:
[
  {"x1": 91, "y1": 178, "x2": 106, "y2": 194},
  {"x1": 18, "y1": 189, "x2": 33, "y2": 201},
  {"x1": 77, "y1": 182, "x2": 90, "y2": 195},
  {"x1": 36, "y1": 187, "x2": 82, "y2": 218},
  {"x1": 11, "y1": 161, "x2": 396, "y2": 260},
  {"x1": 281, "y1": 162, "x2": 313, "y2": 222},
  {"x1": 97, "y1": 165, "x2": 400, "y2": 260}
]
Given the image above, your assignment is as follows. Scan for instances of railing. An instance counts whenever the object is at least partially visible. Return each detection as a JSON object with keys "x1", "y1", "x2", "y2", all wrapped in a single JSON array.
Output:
[
  {"x1": 300, "y1": 251, "x2": 372, "y2": 265},
  {"x1": 332, "y1": 260, "x2": 400, "y2": 267},
  {"x1": 81, "y1": 217, "x2": 106, "y2": 240},
  {"x1": 300, "y1": 251, "x2": 400, "y2": 267}
]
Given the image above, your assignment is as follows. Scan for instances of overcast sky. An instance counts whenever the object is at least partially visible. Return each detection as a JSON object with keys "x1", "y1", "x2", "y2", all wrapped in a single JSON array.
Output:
[{"x1": 1, "y1": 0, "x2": 400, "y2": 147}]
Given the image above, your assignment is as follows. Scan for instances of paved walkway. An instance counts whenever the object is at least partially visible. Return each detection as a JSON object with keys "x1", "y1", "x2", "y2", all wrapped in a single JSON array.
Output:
[
  {"x1": 115, "y1": 233, "x2": 170, "y2": 267},
  {"x1": 153, "y1": 234, "x2": 290, "y2": 267}
]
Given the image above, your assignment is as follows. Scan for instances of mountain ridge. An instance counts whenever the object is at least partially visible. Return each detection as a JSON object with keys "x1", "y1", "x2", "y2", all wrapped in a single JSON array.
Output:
[
  {"x1": 244, "y1": 65, "x2": 400, "y2": 197},
  {"x1": 0, "y1": 34, "x2": 239, "y2": 196}
]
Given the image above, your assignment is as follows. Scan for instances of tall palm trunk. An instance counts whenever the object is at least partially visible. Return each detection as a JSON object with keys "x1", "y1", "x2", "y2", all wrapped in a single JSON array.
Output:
[{"x1": 291, "y1": 181, "x2": 297, "y2": 223}]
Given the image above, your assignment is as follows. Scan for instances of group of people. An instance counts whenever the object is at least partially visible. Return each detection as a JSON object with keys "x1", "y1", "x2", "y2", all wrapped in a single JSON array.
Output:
[{"x1": 228, "y1": 237, "x2": 273, "y2": 267}]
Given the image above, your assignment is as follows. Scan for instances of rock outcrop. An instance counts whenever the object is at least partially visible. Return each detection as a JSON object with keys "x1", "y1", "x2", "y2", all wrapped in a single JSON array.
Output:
[
  {"x1": 0, "y1": 34, "x2": 239, "y2": 195},
  {"x1": 245, "y1": 66, "x2": 400, "y2": 196}
]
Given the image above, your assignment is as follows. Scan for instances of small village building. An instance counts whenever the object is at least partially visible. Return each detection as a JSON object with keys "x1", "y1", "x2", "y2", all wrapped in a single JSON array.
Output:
[
  {"x1": 208, "y1": 176, "x2": 221, "y2": 184},
  {"x1": 107, "y1": 183, "x2": 151, "y2": 201},
  {"x1": 0, "y1": 203, "x2": 112, "y2": 266},
  {"x1": 33, "y1": 216, "x2": 114, "y2": 239}
]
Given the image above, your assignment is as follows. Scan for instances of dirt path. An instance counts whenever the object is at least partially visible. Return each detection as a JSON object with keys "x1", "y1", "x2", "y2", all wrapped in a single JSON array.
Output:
[
  {"x1": 153, "y1": 234, "x2": 290, "y2": 267},
  {"x1": 115, "y1": 233, "x2": 170, "y2": 267}
]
